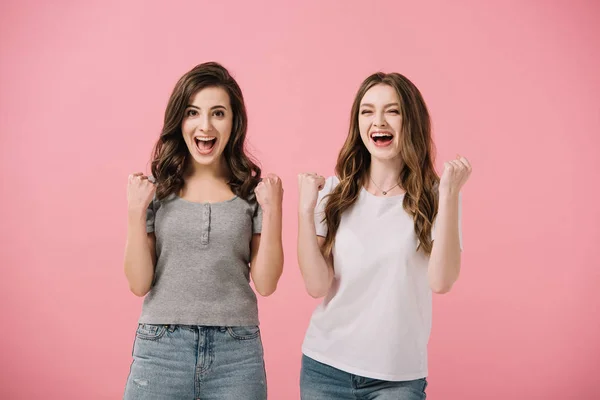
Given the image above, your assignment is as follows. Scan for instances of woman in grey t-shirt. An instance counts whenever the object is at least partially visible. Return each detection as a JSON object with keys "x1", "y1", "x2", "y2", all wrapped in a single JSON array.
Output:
[{"x1": 123, "y1": 62, "x2": 284, "y2": 399}]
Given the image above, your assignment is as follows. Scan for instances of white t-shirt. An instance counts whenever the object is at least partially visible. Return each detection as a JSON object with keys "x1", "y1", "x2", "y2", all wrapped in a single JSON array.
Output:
[{"x1": 302, "y1": 176, "x2": 462, "y2": 381}]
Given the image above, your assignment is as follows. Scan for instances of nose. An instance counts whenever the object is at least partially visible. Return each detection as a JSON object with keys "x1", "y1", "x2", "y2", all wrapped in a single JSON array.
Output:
[
  {"x1": 199, "y1": 115, "x2": 212, "y2": 132},
  {"x1": 373, "y1": 112, "x2": 387, "y2": 128}
]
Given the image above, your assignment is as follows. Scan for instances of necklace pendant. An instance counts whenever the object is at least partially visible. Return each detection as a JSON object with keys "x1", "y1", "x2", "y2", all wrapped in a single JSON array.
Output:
[{"x1": 382, "y1": 191, "x2": 387, "y2": 195}]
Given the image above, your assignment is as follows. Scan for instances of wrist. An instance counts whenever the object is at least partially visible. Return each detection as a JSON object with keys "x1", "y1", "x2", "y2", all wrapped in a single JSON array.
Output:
[
  {"x1": 128, "y1": 207, "x2": 146, "y2": 222},
  {"x1": 298, "y1": 206, "x2": 315, "y2": 217},
  {"x1": 261, "y1": 203, "x2": 282, "y2": 215},
  {"x1": 438, "y1": 191, "x2": 459, "y2": 207}
]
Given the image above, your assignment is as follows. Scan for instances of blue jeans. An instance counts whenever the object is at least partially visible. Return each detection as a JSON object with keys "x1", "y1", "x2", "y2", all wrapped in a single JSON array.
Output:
[
  {"x1": 124, "y1": 324, "x2": 267, "y2": 399},
  {"x1": 300, "y1": 355, "x2": 427, "y2": 400}
]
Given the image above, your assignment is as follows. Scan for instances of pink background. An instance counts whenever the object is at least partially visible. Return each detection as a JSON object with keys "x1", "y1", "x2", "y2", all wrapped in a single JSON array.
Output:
[{"x1": 1, "y1": 0, "x2": 599, "y2": 398}]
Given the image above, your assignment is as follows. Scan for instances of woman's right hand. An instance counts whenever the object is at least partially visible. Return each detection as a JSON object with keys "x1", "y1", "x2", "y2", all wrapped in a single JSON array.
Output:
[
  {"x1": 297, "y1": 173, "x2": 326, "y2": 214},
  {"x1": 127, "y1": 173, "x2": 156, "y2": 214}
]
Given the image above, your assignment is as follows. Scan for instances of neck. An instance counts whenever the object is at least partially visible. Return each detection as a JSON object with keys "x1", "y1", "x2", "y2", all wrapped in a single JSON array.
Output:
[
  {"x1": 185, "y1": 158, "x2": 229, "y2": 182},
  {"x1": 367, "y1": 157, "x2": 403, "y2": 189}
]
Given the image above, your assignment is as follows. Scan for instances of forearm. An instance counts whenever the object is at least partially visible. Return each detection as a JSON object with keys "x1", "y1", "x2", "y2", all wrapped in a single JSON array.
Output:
[
  {"x1": 251, "y1": 207, "x2": 284, "y2": 296},
  {"x1": 297, "y1": 211, "x2": 333, "y2": 298},
  {"x1": 428, "y1": 193, "x2": 461, "y2": 294},
  {"x1": 124, "y1": 211, "x2": 155, "y2": 297}
]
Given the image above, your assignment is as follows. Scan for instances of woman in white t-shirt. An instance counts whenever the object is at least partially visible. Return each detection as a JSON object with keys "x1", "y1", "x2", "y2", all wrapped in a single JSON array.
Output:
[{"x1": 297, "y1": 72, "x2": 471, "y2": 399}]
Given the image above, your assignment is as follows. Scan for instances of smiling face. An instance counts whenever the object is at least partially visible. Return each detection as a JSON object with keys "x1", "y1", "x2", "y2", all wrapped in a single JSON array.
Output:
[
  {"x1": 358, "y1": 83, "x2": 403, "y2": 162},
  {"x1": 181, "y1": 86, "x2": 233, "y2": 168}
]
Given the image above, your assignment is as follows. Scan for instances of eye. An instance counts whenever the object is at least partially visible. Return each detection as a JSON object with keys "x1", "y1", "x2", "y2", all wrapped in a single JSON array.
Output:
[
  {"x1": 387, "y1": 109, "x2": 400, "y2": 114},
  {"x1": 186, "y1": 109, "x2": 198, "y2": 117},
  {"x1": 360, "y1": 109, "x2": 372, "y2": 115},
  {"x1": 213, "y1": 110, "x2": 225, "y2": 117}
]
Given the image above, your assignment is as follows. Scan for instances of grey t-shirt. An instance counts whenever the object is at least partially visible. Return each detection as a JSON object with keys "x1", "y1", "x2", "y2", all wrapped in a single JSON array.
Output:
[{"x1": 138, "y1": 192, "x2": 262, "y2": 326}]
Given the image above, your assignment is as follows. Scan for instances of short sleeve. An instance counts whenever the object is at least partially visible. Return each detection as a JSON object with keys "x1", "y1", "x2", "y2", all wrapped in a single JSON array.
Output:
[
  {"x1": 432, "y1": 193, "x2": 463, "y2": 250},
  {"x1": 146, "y1": 176, "x2": 157, "y2": 234},
  {"x1": 146, "y1": 200, "x2": 154, "y2": 233},
  {"x1": 252, "y1": 202, "x2": 263, "y2": 234},
  {"x1": 314, "y1": 176, "x2": 339, "y2": 237}
]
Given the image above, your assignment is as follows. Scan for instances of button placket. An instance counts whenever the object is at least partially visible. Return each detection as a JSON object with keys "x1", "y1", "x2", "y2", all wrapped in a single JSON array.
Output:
[{"x1": 201, "y1": 204, "x2": 211, "y2": 245}]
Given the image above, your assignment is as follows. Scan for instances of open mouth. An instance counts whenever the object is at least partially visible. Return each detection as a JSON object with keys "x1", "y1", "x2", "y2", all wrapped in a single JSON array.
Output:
[
  {"x1": 370, "y1": 131, "x2": 394, "y2": 147},
  {"x1": 194, "y1": 136, "x2": 217, "y2": 155}
]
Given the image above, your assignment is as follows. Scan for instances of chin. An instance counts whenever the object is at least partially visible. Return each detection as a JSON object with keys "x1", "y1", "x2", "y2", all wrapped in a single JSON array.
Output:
[
  {"x1": 368, "y1": 147, "x2": 400, "y2": 161},
  {"x1": 191, "y1": 154, "x2": 221, "y2": 166}
]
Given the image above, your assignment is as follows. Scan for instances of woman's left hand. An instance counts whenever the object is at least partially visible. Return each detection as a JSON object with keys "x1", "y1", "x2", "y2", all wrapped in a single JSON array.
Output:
[
  {"x1": 255, "y1": 173, "x2": 283, "y2": 211},
  {"x1": 439, "y1": 155, "x2": 472, "y2": 198}
]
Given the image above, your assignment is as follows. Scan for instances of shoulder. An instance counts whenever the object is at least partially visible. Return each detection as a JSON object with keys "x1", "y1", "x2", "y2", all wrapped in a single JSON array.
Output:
[
  {"x1": 236, "y1": 192, "x2": 261, "y2": 217},
  {"x1": 241, "y1": 190, "x2": 258, "y2": 206},
  {"x1": 321, "y1": 176, "x2": 340, "y2": 195},
  {"x1": 316, "y1": 176, "x2": 340, "y2": 210}
]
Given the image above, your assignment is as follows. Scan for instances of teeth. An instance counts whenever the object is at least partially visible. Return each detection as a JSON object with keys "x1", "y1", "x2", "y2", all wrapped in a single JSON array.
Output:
[
  {"x1": 372, "y1": 133, "x2": 392, "y2": 138},
  {"x1": 195, "y1": 137, "x2": 216, "y2": 141}
]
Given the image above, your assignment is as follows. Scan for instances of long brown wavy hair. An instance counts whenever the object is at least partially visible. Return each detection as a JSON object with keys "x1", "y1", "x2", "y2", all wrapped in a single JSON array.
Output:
[
  {"x1": 150, "y1": 62, "x2": 261, "y2": 200},
  {"x1": 323, "y1": 72, "x2": 439, "y2": 256}
]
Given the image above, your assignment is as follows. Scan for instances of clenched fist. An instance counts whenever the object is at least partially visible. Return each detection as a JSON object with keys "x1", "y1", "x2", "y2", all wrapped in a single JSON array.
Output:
[
  {"x1": 297, "y1": 173, "x2": 326, "y2": 214},
  {"x1": 127, "y1": 173, "x2": 156, "y2": 213},
  {"x1": 255, "y1": 173, "x2": 283, "y2": 211},
  {"x1": 439, "y1": 155, "x2": 472, "y2": 198}
]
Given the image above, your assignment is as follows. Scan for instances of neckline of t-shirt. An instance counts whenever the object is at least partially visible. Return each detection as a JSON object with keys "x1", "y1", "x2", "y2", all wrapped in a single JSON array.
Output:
[
  {"x1": 361, "y1": 186, "x2": 406, "y2": 200},
  {"x1": 173, "y1": 194, "x2": 239, "y2": 205}
]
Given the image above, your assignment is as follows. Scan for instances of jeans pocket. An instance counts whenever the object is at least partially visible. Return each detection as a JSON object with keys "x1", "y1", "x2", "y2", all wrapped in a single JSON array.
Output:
[
  {"x1": 136, "y1": 323, "x2": 167, "y2": 340},
  {"x1": 226, "y1": 325, "x2": 260, "y2": 340}
]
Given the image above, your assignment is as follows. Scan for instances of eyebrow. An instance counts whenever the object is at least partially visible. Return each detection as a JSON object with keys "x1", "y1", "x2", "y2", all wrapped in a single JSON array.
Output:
[
  {"x1": 360, "y1": 103, "x2": 400, "y2": 108},
  {"x1": 185, "y1": 105, "x2": 228, "y2": 110}
]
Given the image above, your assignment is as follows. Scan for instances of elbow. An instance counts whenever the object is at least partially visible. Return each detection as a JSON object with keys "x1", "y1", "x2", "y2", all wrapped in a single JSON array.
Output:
[
  {"x1": 430, "y1": 283, "x2": 453, "y2": 294},
  {"x1": 124, "y1": 262, "x2": 153, "y2": 297},
  {"x1": 307, "y1": 289, "x2": 326, "y2": 299},
  {"x1": 256, "y1": 283, "x2": 277, "y2": 297},
  {"x1": 428, "y1": 263, "x2": 459, "y2": 294},
  {"x1": 305, "y1": 283, "x2": 328, "y2": 299},
  {"x1": 253, "y1": 264, "x2": 283, "y2": 297},
  {"x1": 429, "y1": 276, "x2": 457, "y2": 294},
  {"x1": 301, "y1": 272, "x2": 331, "y2": 298},
  {"x1": 129, "y1": 284, "x2": 150, "y2": 297}
]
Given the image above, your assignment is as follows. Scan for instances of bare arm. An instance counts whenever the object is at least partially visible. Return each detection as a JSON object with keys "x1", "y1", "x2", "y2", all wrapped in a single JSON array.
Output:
[
  {"x1": 250, "y1": 174, "x2": 284, "y2": 296},
  {"x1": 124, "y1": 213, "x2": 156, "y2": 296},
  {"x1": 428, "y1": 193, "x2": 461, "y2": 294},
  {"x1": 297, "y1": 173, "x2": 333, "y2": 298},
  {"x1": 250, "y1": 207, "x2": 284, "y2": 296},
  {"x1": 124, "y1": 173, "x2": 156, "y2": 297},
  {"x1": 298, "y1": 211, "x2": 334, "y2": 298},
  {"x1": 428, "y1": 155, "x2": 471, "y2": 294}
]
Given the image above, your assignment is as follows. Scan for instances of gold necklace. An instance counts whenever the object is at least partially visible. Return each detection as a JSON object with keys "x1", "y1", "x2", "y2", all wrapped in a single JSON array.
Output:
[{"x1": 370, "y1": 176, "x2": 399, "y2": 195}]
